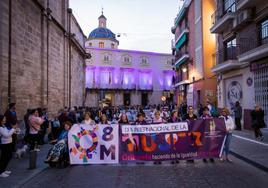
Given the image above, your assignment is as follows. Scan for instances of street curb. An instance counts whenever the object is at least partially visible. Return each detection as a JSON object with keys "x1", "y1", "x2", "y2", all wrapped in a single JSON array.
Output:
[
  {"x1": 230, "y1": 150, "x2": 268, "y2": 174},
  {"x1": 15, "y1": 166, "x2": 49, "y2": 188}
]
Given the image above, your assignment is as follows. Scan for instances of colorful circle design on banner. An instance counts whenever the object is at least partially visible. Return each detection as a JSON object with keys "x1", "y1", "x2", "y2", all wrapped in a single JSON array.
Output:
[{"x1": 72, "y1": 128, "x2": 98, "y2": 161}]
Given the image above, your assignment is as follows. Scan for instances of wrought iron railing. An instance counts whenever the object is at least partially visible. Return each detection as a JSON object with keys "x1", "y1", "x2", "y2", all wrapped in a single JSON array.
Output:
[{"x1": 211, "y1": 1, "x2": 236, "y2": 26}]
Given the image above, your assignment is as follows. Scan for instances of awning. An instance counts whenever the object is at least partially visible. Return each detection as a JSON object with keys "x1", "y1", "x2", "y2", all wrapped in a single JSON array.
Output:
[
  {"x1": 174, "y1": 54, "x2": 189, "y2": 69},
  {"x1": 175, "y1": 33, "x2": 187, "y2": 49}
]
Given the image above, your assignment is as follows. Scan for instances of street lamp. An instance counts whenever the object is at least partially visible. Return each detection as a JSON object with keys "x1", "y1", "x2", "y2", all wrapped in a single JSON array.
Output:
[{"x1": 182, "y1": 67, "x2": 187, "y2": 73}]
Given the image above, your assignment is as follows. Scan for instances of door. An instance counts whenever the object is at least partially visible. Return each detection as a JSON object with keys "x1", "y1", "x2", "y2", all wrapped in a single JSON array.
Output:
[
  {"x1": 123, "y1": 93, "x2": 131, "y2": 106},
  {"x1": 141, "y1": 93, "x2": 148, "y2": 106}
]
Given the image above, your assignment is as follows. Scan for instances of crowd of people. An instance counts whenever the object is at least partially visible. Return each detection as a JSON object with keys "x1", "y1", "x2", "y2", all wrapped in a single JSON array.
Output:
[{"x1": 0, "y1": 101, "x2": 266, "y2": 177}]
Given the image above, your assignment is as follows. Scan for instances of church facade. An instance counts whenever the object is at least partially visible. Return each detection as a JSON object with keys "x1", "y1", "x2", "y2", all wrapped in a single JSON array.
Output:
[{"x1": 85, "y1": 13, "x2": 174, "y2": 107}]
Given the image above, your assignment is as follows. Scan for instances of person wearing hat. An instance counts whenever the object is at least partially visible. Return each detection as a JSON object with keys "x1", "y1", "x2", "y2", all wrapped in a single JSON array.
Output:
[{"x1": 4, "y1": 103, "x2": 18, "y2": 152}]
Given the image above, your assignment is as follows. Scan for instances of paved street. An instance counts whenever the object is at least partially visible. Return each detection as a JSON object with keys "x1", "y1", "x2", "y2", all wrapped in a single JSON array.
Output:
[
  {"x1": 20, "y1": 157, "x2": 268, "y2": 188},
  {"x1": 0, "y1": 129, "x2": 268, "y2": 188}
]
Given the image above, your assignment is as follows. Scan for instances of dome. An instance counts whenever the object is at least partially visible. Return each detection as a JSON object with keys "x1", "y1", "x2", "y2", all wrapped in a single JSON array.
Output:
[{"x1": 88, "y1": 27, "x2": 116, "y2": 40}]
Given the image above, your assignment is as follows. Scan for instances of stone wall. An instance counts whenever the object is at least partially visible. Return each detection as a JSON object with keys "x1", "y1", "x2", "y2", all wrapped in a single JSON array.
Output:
[{"x1": 0, "y1": 0, "x2": 87, "y2": 119}]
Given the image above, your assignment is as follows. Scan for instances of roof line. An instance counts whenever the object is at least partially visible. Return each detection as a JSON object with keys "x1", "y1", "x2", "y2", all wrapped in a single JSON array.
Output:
[{"x1": 86, "y1": 47, "x2": 172, "y2": 56}]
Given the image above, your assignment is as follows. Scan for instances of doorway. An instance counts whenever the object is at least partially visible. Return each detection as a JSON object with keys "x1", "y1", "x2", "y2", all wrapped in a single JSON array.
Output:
[
  {"x1": 123, "y1": 93, "x2": 131, "y2": 106},
  {"x1": 141, "y1": 93, "x2": 148, "y2": 106}
]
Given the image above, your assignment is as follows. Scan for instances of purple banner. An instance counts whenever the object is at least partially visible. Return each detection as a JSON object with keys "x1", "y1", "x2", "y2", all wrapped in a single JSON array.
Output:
[{"x1": 120, "y1": 118, "x2": 226, "y2": 161}]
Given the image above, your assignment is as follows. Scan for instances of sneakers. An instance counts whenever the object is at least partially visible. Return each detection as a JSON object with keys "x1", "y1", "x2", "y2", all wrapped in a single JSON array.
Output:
[
  {"x1": 4, "y1": 171, "x2": 11, "y2": 174},
  {"x1": 0, "y1": 172, "x2": 9, "y2": 178}
]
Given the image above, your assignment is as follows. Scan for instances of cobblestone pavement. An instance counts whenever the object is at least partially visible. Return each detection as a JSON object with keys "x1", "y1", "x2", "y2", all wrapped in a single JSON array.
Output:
[{"x1": 20, "y1": 156, "x2": 268, "y2": 188}]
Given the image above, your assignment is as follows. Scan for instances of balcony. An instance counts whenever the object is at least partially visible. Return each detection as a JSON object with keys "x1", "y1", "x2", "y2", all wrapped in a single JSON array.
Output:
[
  {"x1": 236, "y1": 0, "x2": 263, "y2": 10},
  {"x1": 238, "y1": 27, "x2": 268, "y2": 62},
  {"x1": 171, "y1": 26, "x2": 176, "y2": 34},
  {"x1": 174, "y1": 0, "x2": 191, "y2": 26},
  {"x1": 175, "y1": 28, "x2": 189, "y2": 49},
  {"x1": 174, "y1": 51, "x2": 189, "y2": 69},
  {"x1": 211, "y1": 45, "x2": 248, "y2": 73},
  {"x1": 171, "y1": 39, "x2": 175, "y2": 51},
  {"x1": 210, "y1": 2, "x2": 236, "y2": 33}
]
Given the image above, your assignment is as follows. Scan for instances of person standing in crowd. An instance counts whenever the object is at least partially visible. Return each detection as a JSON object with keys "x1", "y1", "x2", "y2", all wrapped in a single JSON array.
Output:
[
  {"x1": 153, "y1": 111, "x2": 165, "y2": 124},
  {"x1": 201, "y1": 107, "x2": 212, "y2": 119},
  {"x1": 67, "y1": 108, "x2": 77, "y2": 124},
  {"x1": 28, "y1": 109, "x2": 45, "y2": 151},
  {"x1": 168, "y1": 110, "x2": 181, "y2": 123},
  {"x1": 168, "y1": 111, "x2": 180, "y2": 164},
  {"x1": 58, "y1": 109, "x2": 69, "y2": 130},
  {"x1": 4, "y1": 103, "x2": 18, "y2": 151},
  {"x1": 100, "y1": 114, "x2": 109, "y2": 124},
  {"x1": 23, "y1": 109, "x2": 31, "y2": 143},
  {"x1": 251, "y1": 105, "x2": 266, "y2": 141},
  {"x1": 183, "y1": 106, "x2": 197, "y2": 121},
  {"x1": 82, "y1": 112, "x2": 96, "y2": 131},
  {"x1": 234, "y1": 101, "x2": 242, "y2": 131},
  {"x1": 200, "y1": 107, "x2": 215, "y2": 163},
  {"x1": 118, "y1": 113, "x2": 130, "y2": 125},
  {"x1": 49, "y1": 115, "x2": 61, "y2": 143},
  {"x1": 183, "y1": 106, "x2": 197, "y2": 163},
  {"x1": 220, "y1": 108, "x2": 235, "y2": 162},
  {"x1": 180, "y1": 101, "x2": 188, "y2": 119},
  {"x1": 82, "y1": 112, "x2": 95, "y2": 125},
  {"x1": 198, "y1": 103, "x2": 203, "y2": 118},
  {"x1": 135, "y1": 112, "x2": 147, "y2": 125},
  {"x1": 0, "y1": 115, "x2": 17, "y2": 178}
]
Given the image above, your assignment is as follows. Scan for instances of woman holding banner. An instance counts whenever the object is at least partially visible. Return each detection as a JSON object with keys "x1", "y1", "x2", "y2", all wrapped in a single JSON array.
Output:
[
  {"x1": 168, "y1": 110, "x2": 181, "y2": 123},
  {"x1": 168, "y1": 111, "x2": 181, "y2": 164},
  {"x1": 153, "y1": 111, "x2": 166, "y2": 124},
  {"x1": 100, "y1": 114, "x2": 109, "y2": 124},
  {"x1": 82, "y1": 112, "x2": 95, "y2": 125},
  {"x1": 201, "y1": 107, "x2": 215, "y2": 163},
  {"x1": 118, "y1": 113, "x2": 129, "y2": 125},
  {"x1": 135, "y1": 112, "x2": 147, "y2": 125},
  {"x1": 184, "y1": 106, "x2": 197, "y2": 163},
  {"x1": 220, "y1": 108, "x2": 235, "y2": 162}
]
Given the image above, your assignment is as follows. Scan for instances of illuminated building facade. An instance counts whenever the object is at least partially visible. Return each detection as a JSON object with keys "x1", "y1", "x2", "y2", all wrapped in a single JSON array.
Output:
[{"x1": 85, "y1": 13, "x2": 174, "y2": 106}]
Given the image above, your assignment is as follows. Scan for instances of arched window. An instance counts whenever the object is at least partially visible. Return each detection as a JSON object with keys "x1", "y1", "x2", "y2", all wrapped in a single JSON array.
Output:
[
  {"x1": 99, "y1": 42, "x2": 104, "y2": 48},
  {"x1": 89, "y1": 43, "x2": 92, "y2": 47},
  {"x1": 111, "y1": 43, "x2": 115, "y2": 49}
]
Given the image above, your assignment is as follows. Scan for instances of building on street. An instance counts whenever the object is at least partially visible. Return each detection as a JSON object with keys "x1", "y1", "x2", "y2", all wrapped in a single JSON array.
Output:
[
  {"x1": 211, "y1": 0, "x2": 268, "y2": 129},
  {"x1": 0, "y1": 0, "x2": 88, "y2": 119},
  {"x1": 85, "y1": 13, "x2": 174, "y2": 107},
  {"x1": 171, "y1": 0, "x2": 217, "y2": 109}
]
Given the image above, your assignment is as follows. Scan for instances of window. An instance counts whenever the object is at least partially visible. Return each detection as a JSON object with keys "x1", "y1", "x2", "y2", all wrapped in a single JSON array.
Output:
[
  {"x1": 261, "y1": 19, "x2": 268, "y2": 44},
  {"x1": 89, "y1": 43, "x2": 92, "y2": 47},
  {"x1": 111, "y1": 43, "x2": 115, "y2": 49},
  {"x1": 224, "y1": 0, "x2": 236, "y2": 13},
  {"x1": 99, "y1": 42, "x2": 104, "y2": 48},
  {"x1": 104, "y1": 55, "x2": 109, "y2": 62},
  {"x1": 226, "y1": 38, "x2": 236, "y2": 48},
  {"x1": 124, "y1": 57, "x2": 130, "y2": 62},
  {"x1": 140, "y1": 57, "x2": 149, "y2": 67},
  {"x1": 142, "y1": 58, "x2": 147, "y2": 64},
  {"x1": 224, "y1": 37, "x2": 237, "y2": 60}
]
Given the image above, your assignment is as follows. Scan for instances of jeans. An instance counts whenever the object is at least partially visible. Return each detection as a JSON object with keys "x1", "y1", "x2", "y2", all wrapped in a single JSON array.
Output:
[{"x1": 223, "y1": 133, "x2": 232, "y2": 156}]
